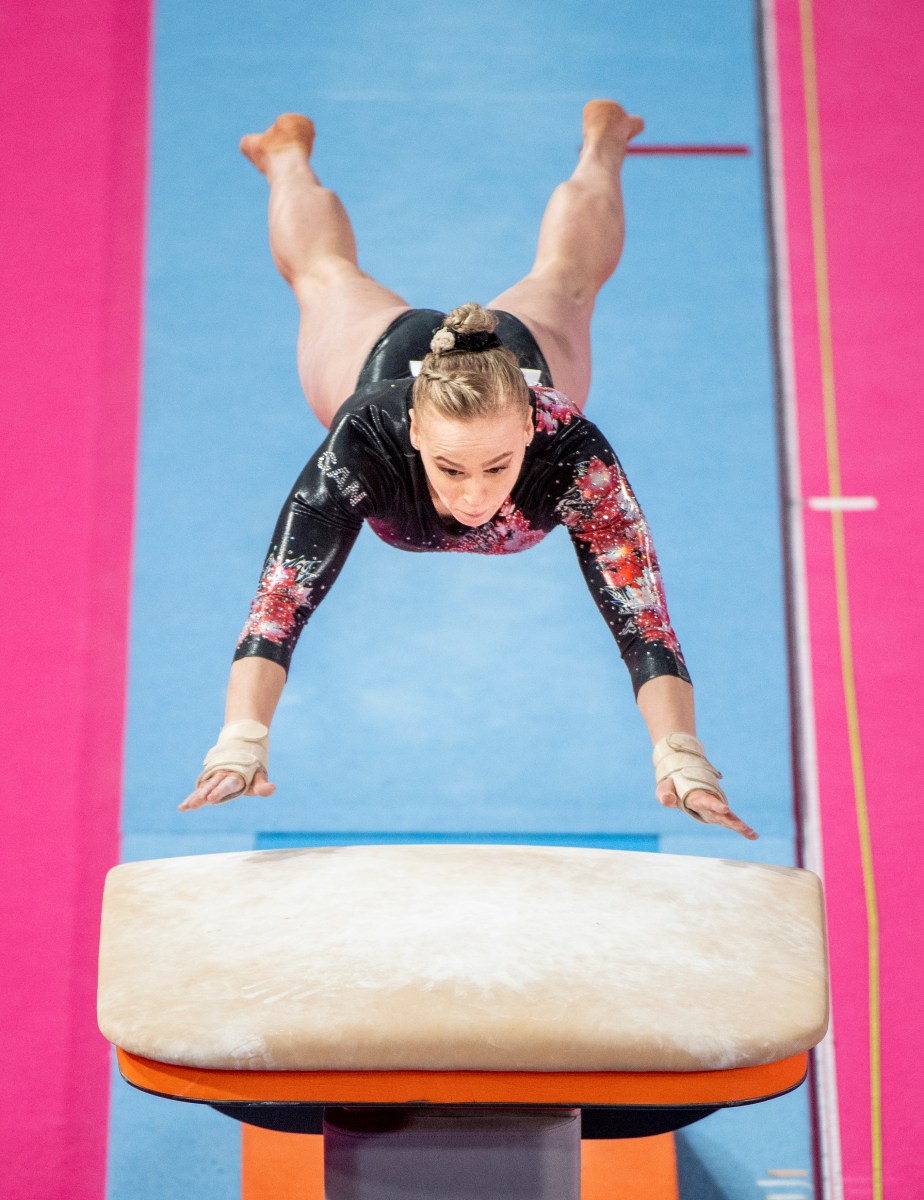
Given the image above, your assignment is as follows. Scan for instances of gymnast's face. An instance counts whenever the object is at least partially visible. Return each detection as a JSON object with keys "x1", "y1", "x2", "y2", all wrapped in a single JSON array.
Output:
[{"x1": 409, "y1": 405, "x2": 534, "y2": 527}]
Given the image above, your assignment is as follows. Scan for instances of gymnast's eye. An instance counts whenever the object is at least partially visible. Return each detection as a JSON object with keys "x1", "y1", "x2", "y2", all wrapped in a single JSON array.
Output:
[
  {"x1": 440, "y1": 467, "x2": 464, "y2": 477},
  {"x1": 487, "y1": 465, "x2": 510, "y2": 475}
]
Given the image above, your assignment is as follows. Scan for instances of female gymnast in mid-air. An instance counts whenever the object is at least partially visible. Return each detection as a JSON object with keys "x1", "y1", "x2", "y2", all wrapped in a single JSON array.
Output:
[{"x1": 180, "y1": 100, "x2": 758, "y2": 840}]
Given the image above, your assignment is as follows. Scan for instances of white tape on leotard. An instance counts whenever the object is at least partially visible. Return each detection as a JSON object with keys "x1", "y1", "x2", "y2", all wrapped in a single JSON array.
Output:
[{"x1": 409, "y1": 361, "x2": 542, "y2": 386}]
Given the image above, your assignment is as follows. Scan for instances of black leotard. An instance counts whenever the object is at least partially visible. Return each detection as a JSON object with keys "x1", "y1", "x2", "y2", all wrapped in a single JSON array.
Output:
[{"x1": 234, "y1": 375, "x2": 690, "y2": 697}]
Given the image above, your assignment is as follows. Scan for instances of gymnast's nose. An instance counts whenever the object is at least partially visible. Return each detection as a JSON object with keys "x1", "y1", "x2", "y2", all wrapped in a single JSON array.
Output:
[{"x1": 461, "y1": 483, "x2": 488, "y2": 508}]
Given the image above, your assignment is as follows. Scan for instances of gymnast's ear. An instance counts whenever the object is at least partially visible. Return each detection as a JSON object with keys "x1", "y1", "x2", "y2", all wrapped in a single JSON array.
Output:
[{"x1": 408, "y1": 408, "x2": 420, "y2": 450}]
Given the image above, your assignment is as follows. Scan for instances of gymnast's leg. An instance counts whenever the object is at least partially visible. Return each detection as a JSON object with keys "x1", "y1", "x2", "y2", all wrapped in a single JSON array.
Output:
[
  {"x1": 240, "y1": 115, "x2": 411, "y2": 428},
  {"x1": 488, "y1": 100, "x2": 643, "y2": 409}
]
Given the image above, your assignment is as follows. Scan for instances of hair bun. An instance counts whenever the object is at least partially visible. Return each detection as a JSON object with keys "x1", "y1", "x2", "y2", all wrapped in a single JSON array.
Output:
[
  {"x1": 431, "y1": 303, "x2": 503, "y2": 356},
  {"x1": 446, "y1": 301, "x2": 497, "y2": 336}
]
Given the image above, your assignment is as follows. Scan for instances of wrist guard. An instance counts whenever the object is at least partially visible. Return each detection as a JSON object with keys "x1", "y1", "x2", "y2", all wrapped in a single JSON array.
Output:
[
  {"x1": 196, "y1": 719, "x2": 270, "y2": 791},
  {"x1": 652, "y1": 732, "x2": 726, "y2": 823}
]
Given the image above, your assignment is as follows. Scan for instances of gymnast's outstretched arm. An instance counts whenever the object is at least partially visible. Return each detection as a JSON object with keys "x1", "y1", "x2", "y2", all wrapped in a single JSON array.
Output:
[
  {"x1": 180, "y1": 410, "x2": 375, "y2": 812},
  {"x1": 548, "y1": 427, "x2": 758, "y2": 840}
]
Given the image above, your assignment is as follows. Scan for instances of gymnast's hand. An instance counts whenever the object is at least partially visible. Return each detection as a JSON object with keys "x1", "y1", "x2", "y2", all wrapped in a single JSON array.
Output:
[
  {"x1": 179, "y1": 718, "x2": 275, "y2": 812},
  {"x1": 652, "y1": 730, "x2": 759, "y2": 841},
  {"x1": 179, "y1": 767, "x2": 276, "y2": 812},
  {"x1": 655, "y1": 778, "x2": 758, "y2": 841}
]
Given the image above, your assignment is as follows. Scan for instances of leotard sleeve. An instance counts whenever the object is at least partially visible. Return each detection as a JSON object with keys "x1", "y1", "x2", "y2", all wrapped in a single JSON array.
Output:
[
  {"x1": 551, "y1": 422, "x2": 691, "y2": 696},
  {"x1": 233, "y1": 414, "x2": 383, "y2": 673}
]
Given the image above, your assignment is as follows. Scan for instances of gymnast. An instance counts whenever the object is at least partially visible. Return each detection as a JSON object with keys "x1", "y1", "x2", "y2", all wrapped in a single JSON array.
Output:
[{"x1": 180, "y1": 100, "x2": 758, "y2": 840}]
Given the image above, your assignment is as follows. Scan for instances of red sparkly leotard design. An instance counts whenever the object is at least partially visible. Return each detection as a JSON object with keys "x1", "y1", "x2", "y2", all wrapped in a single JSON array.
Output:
[{"x1": 235, "y1": 382, "x2": 689, "y2": 695}]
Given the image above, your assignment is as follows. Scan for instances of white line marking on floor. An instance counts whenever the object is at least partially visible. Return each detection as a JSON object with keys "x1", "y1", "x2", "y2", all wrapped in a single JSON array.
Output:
[{"x1": 806, "y1": 496, "x2": 878, "y2": 511}]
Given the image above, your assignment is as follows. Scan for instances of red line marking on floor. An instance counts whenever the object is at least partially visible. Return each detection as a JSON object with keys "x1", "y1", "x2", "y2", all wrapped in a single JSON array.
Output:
[{"x1": 626, "y1": 144, "x2": 751, "y2": 155}]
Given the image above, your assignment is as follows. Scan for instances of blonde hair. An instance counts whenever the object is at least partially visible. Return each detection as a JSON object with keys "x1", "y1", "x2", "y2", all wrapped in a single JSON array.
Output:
[{"x1": 412, "y1": 303, "x2": 531, "y2": 420}]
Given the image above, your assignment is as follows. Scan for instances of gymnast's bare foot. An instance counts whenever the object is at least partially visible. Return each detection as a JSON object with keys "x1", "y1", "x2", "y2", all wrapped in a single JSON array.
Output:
[
  {"x1": 240, "y1": 113, "x2": 316, "y2": 174},
  {"x1": 582, "y1": 100, "x2": 644, "y2": 159}
]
